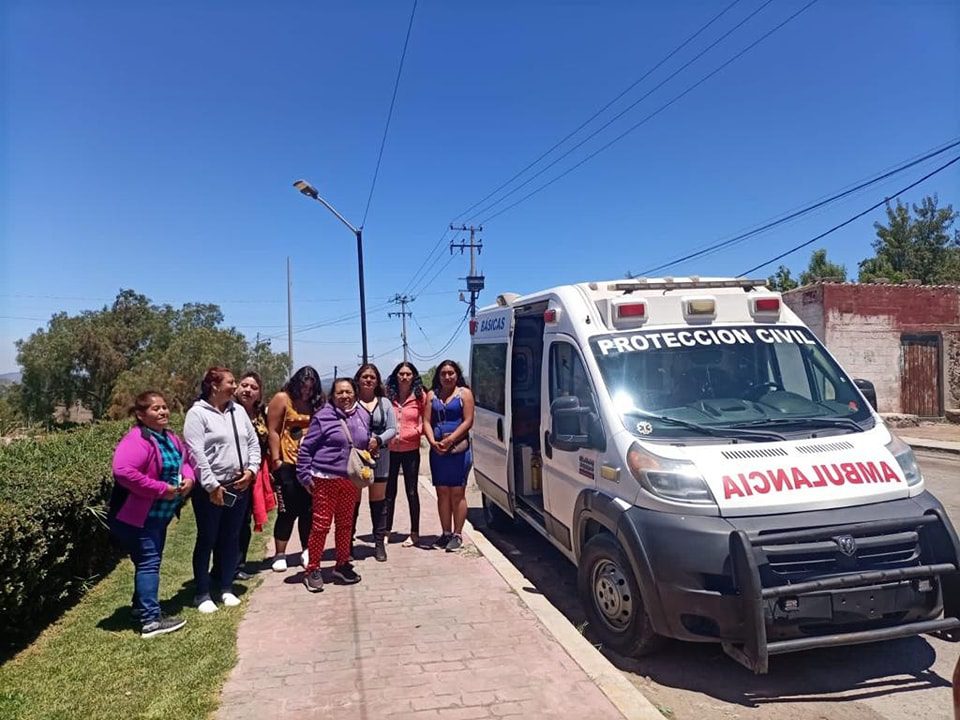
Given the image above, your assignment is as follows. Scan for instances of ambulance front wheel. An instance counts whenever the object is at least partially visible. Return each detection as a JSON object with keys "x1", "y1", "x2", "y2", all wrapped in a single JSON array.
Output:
[
  {"x1": 578, "y1": 533, "x2": 665, "y2": 657},
  {"x1": 481, "y1": 493, "x2": 515, "y2": 531}
]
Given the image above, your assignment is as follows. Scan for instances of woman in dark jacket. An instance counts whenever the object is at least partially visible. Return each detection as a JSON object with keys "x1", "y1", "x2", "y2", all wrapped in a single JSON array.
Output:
[
  {"x1": 110, "y1": 390, "x2": 195, "y2": 638},
  {"x1": 298, "y1": 377, "x2": 370, "y2": 592}
]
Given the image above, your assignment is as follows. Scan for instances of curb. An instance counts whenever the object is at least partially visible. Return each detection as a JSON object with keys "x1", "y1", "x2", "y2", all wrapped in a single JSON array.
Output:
[
  {"x1": 419, "y1": 477, "x2": 664, "y2": 720},
  {"x1": 901, "y1": 437, "x2": 960, "y2": 455}
]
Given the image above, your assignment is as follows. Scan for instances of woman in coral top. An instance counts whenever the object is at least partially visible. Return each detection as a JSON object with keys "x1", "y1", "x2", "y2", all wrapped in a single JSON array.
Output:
[{"x1": 385, "y1": 361, "x2": 426, "y2": 547}]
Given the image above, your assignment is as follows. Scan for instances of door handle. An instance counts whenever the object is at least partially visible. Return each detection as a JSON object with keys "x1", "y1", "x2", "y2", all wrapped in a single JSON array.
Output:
[
  {"x1": 497, "y1": 417, "x2": 504, "y2": 442},
  {"x1": 544, "y1": 430, "x2": 552, "y2": 459}
]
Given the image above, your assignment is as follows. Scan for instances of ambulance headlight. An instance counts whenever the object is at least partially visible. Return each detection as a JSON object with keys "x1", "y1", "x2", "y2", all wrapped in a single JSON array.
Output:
[
  {"x1": 885, "y1": 434, "x2": 923, "y2": 487},
  {"x1": 626, "y1": 442, "x2": 716, "y2": 506}
]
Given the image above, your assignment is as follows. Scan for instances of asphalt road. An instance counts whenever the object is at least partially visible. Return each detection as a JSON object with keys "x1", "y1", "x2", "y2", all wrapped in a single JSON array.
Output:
[{"x1": 466, "y1": 449, "x2": 959, "y2": 720}]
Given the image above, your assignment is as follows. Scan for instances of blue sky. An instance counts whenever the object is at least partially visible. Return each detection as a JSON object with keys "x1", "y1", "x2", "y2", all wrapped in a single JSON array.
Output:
[{"x1": 2, "y1": 0, "x2": 958, "y2": 377}]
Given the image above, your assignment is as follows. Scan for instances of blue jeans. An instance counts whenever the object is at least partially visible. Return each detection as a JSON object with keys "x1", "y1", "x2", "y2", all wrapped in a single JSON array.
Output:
[
  {"x1": 109, "y1": 515, "x2": 170, "y2": 624},
  {"x1": 191, "y1": 487, "x2": 250, "y2": 601}
]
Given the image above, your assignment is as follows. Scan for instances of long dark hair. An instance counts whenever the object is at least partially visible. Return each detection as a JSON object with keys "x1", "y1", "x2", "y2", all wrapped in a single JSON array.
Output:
[
  {"x1": 354, "y1": 363, "x2": 385, "y2": 398},
  {"x1": 199, "y1": 366, "x2": 232, "y2": 401},
  {"x1": 283, "y1": 365, "x2": 325, "y2": 412},
  {"x1": 431, "y1": 359, "x2": 469, "y2": 392},
  {"x1": 386, "y1": 361, "x2": 424, "y2": 401}
]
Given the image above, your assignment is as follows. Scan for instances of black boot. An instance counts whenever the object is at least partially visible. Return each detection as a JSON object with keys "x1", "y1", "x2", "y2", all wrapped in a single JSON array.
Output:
[
  {"x1": 370, "y1": 498, "x2": 387, "y2": 562},
  {"x1": 351, "y1": 500, "x2": 360, "y2": 544}
]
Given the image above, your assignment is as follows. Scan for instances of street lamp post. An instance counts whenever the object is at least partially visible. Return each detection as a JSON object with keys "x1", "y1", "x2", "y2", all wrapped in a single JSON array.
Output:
[{"x1": 292, "y1": 179, "x2": 369, "y2": 365}]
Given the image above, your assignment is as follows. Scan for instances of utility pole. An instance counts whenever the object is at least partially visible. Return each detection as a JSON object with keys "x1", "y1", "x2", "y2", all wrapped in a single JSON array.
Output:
[
  {"x1": 286, "y1": 256, "x2": 294, "y2": 367},
  {"x1": 388, "y1": 294, "x2": 414, "y2": 362},
  {"x1": 449, "y1": 224, "x2": 485, "y2": 318}
]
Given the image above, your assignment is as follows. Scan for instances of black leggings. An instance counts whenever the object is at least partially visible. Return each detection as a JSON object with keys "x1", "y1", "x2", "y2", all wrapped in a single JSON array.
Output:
[
  {"x1": 273, "y1": 463, "x2": 312, "y2": 550},
  {"x1": 385, "y1": 449, "x2": 421, "y2": 535}
]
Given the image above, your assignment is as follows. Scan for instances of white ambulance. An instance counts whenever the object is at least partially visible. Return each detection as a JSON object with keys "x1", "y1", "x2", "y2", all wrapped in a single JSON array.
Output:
[{"x1": 469, "y1": 277, "x2": 960, "y2": 673}]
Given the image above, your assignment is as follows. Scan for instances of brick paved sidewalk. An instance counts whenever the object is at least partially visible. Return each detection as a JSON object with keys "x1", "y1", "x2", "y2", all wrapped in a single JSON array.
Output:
[{"x1": 217, "y1": 476, "x2": 629, "y2": 720}]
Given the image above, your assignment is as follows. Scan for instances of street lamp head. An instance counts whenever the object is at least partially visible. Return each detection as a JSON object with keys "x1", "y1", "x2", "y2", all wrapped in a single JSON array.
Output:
[{"x1": 293, "y1": 179, "x2": 319, "y2": 199}]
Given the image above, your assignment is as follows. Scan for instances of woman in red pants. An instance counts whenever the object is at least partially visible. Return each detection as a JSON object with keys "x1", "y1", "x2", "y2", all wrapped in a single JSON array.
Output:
[{"x1": 297, "y1": 377, "x2": 370, "y2": 591}]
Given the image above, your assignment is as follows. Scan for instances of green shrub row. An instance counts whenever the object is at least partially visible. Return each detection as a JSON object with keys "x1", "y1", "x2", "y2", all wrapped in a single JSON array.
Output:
[{"x1": 0, "y1": 420, "x2": 139, "y2": 646}]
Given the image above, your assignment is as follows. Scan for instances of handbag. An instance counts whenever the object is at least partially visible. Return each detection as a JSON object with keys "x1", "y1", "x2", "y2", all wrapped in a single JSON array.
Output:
[
  {"x1": 338, "y1": 417, "x2": 377, "y2": 489},
  {"x1": 435, "y1": 392, "x2": 470, "y2": 454}
]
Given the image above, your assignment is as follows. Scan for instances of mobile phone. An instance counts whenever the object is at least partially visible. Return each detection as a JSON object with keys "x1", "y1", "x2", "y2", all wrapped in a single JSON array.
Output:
[{"x1": 222, "y1": 490, "x2": 238, "y2": 507}]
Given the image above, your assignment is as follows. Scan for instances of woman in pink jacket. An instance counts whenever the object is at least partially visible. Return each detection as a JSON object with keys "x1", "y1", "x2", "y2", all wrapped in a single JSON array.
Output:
[{"x1": 109, "y1": 391, "x2": 195, "y2": 638}]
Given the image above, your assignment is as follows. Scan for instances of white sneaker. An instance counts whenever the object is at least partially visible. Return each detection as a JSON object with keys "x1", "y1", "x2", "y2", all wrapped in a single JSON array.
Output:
[
  {"x1": 272, "y1": 556, "x2": 288, "y2": 572},
  {"x1": 301, "y1": 549, "x2": 309, "y2": 567},
  {"x1": 197, "y1": 599, "x2": 218, "y2": 614},
  {"x1": 221, "y1": 592, "x2": 241, "y2": 607}
]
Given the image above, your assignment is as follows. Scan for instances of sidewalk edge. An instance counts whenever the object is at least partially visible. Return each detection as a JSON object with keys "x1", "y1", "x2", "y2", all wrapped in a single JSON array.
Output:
[
  {"x1": 420, "y1": 478, "x2": 664, "y2": 720},
  {"x1": 901, "y1": 437, "x2": 960, "y2": 455}
]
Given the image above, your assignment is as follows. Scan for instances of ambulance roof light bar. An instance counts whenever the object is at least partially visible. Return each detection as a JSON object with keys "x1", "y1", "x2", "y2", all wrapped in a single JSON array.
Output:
[{"x1": 608, "y1": 278, "x2": 769, "y2": 292}]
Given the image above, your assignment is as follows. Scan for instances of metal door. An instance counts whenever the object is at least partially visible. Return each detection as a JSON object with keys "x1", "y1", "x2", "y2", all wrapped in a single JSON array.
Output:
[{"x1": 900, "y1": 334, "x2": 942, "y2": 417}]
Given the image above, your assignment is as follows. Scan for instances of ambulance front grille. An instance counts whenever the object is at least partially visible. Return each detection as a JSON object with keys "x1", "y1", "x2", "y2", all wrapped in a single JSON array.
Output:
[
  {"x1": 760, "y1": 531, "x2": 921, "y2": 584},
  {"x1": 721, "y1": 447, "x2": 788, "y2": 460},
  {"x1": 794, "y1": 440, "x2": 855, "y2": 455}
]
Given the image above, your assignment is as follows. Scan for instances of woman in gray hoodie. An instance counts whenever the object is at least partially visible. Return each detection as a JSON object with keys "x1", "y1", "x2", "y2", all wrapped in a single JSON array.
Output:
[{"x1": 183, "y1": 366, "x2": 261, "y2": 614}]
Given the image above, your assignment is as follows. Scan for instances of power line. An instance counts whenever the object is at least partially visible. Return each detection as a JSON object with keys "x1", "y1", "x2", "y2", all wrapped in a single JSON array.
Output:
[
  {"x1": 467, "y1": 0, "x2": 782, "y2": 224},
  {"x1": 361, "y1": 0, "x2": 419, "y2": 227},
  {"x1": 639, "y1": 137, "x2": 960, "y2": 274},
  {"x1": 450, "y1": 0, "x2": 746, "y2": 223},
  {"x1": 479, "y1": 0, "x2": 821, "y2": 225},
  {"x1": 411, "y1": 253, "x2": 458, "y2": 297},
  {"x1": 402, "y1": 226, "x2": 456, "y2": 295},
  {"x1": 741, "y1": 153, "x2": 960, "y2": 275},
  {"x1": 409, "y1": 309, "x2": 470, "y2": 362}
]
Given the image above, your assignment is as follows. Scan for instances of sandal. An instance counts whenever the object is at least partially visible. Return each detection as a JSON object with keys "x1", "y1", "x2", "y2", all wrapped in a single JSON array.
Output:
[{"x1": 401, "y1": 533, "x2": 420, "y2": 548}]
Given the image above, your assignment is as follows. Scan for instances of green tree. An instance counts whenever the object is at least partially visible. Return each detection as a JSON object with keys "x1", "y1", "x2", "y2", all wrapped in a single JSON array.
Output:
[
  {"x1": 15, "y1": 290, "x2": 290, "y2": 422},
  {"x1": 0, "y1": 383, "x2": 24, "y2": 435},
  {"x1": 858, "y1": 195, "x2": 960, "y2": 284},
  {"x1": 799, "y1": 248, "x2": 847, "y2": 285},
  {"x1": 421, "y1": 365, "x2": 437, "y2": 390},
  {"x1": 767, "y1": 265, "x2": 799, "y2": 292}
]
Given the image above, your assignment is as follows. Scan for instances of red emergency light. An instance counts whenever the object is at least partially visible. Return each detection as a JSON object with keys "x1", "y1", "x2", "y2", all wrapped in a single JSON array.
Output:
[
  {"x1": 469, "y1": 319, "x2": 478, "y2": 335},
  {"x1": 751, "y1": 296, "x2": 781, "y2": 316},
  {"x1": 544, "y1": 308, "x2": 561, "y2": 324},
  {"x1": 616, "y1": 302, "x2": 646, "y2": 319}
]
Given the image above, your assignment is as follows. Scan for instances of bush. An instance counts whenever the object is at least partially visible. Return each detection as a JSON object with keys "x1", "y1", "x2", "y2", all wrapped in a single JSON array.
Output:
[{"x1": 0, "y1": 420, "x2": 132, "y2": 647}]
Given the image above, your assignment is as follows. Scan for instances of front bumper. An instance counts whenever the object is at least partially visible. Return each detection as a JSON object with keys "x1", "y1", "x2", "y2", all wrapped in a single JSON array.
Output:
[{"x1": 620, "y1": 492, "x2": 960, "y2": 672}]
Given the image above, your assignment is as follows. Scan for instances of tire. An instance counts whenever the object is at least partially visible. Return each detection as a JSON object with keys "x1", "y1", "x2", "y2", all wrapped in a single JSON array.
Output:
[
  {"x1": 481, "y1": 492, "x2": 515, "y2": 531},
  {"x1": 577, "y1": 532, "x2": 665, "y2": 657}
]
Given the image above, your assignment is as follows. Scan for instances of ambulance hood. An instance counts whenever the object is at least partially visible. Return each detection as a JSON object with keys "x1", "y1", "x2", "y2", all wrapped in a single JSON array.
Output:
[{"x1": 675, "y1": 425, "x2": 913, "y2": 516}]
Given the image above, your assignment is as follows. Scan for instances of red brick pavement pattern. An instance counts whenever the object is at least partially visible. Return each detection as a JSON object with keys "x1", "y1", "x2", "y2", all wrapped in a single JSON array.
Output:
[{"x1": 217, "y1": 478, "x2": 627, "y2": 720}]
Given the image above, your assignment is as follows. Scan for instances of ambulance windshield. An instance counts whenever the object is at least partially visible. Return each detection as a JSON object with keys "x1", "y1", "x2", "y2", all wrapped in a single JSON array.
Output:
[{"x1": 590, "y1": 325, "x2": 873, "y2": 440}]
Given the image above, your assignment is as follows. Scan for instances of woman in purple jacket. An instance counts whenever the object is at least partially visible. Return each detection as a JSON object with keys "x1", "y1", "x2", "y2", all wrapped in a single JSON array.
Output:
[
  {"x1": 298, "y1": 377, "x2": 370, "y2": 592},
  {"x1": 109, "y1": 391, "x2": 196, "y2": 638}
]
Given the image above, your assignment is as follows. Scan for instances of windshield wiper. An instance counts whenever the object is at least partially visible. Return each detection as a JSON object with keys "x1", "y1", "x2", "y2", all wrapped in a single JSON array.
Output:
[
  {"x1": 729, "y1": 416, "x2": 863, "y2": 433},
  {"x1": 624, "y1": 409, "x2": 786, "y2": 442}
]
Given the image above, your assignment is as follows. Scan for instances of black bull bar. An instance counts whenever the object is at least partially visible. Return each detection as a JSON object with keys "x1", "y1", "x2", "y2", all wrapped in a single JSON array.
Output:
[{"x1": 723, "y1": 509, "x2": 960, "y2": 673}]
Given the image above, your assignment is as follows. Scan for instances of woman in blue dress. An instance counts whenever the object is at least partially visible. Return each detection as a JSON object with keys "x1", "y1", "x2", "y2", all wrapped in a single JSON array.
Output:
[{"x1": 424, "y1": 359, "x2": 475, "y2": 552}]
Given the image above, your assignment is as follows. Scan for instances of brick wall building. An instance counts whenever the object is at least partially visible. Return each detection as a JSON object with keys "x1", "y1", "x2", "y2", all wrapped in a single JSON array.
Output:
[{"x1": 782, "y1": 282, "x2": 960, "y2": 417}]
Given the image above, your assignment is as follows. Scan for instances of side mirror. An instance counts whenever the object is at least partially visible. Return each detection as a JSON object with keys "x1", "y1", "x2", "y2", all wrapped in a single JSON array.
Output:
[{"x1": 854, "y1": 379, "x2": 877, "y2": 410}]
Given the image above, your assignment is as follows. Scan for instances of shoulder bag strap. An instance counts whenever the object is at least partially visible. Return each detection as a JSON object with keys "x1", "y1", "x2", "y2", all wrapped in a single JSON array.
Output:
[
  {"x1": 229, "y1": 406, "x2": 245, "y2": 471},
  {"x1": 337, "y1": 417, "x2": 356, "y2": 448}
]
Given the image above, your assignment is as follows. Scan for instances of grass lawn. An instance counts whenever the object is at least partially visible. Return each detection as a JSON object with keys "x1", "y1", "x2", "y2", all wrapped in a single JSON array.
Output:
[{"x1": 0, "y1": 505, "x2": 271, "y2": 720}]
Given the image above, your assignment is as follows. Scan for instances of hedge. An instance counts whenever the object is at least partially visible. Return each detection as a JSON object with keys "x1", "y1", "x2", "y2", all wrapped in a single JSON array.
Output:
[{"x1": 0, "y1": 420, "x2": 137, "y2": 649}]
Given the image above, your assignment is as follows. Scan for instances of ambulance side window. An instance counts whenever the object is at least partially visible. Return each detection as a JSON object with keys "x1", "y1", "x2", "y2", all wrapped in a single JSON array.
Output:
[
  {"x1": 471, "y1": 343, "x2": 507, "y2": 414},
  {"x1": 549, "y1": 342, "x2": 596, "y2": 436}
]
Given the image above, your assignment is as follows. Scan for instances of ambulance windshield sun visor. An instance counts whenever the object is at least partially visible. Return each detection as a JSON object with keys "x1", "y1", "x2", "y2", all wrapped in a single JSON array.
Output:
[{"x1": 592, "y1": 325, "x2": 872, "y2": 442}]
